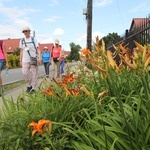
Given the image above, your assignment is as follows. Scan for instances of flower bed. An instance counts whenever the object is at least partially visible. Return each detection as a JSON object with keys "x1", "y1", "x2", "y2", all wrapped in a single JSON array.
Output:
[{"x1": 0, "y1": 38, "x2": 150, "y2": 149}]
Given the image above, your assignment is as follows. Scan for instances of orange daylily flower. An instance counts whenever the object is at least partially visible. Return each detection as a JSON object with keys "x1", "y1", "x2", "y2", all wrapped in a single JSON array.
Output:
[
  {"x1": 52, "y1": 78, "x2": 68, "y2": 86},
  {"x1": 52, "y1": 73, "x2": 74, "y2": 87},
  {"x1": 42, "y1": 86, "x2": 53, "y2": 96},
  {"x1": 28, "y1": 119, "x2": 52, "y2": 136},
  {"x1": 81, "y1": 48, "x2": 91, "y2": 56},
  {"x1": 42, "y1": 85, "x2": 62, "y2": 99},
  {"x1": 62, "y1": 73, "x2": 74, "y2": 84}
]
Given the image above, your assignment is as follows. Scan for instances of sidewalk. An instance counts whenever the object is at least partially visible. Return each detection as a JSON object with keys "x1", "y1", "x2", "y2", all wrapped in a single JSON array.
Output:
[
  {"x1": 0, "y1": 62, "x2": 78, "y2": 107},
  {"x1": 0, "y1": 77, "x2": 44, "y2": 107}
]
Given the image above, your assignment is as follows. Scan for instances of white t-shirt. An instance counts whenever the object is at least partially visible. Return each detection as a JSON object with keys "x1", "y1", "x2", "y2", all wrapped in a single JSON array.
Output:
[{"x1": 19, "y1": 37, "x2": 38, "y2": 62}]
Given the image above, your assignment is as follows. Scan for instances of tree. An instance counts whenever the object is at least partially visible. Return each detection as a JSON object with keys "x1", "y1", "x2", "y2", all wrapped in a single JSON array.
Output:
[
  {"x1": 100, "y1": 32, "x2": 121, "y2": 48},
  {"x1": 13, "y1": 48, "x2": 20, "y2": 56},
  {"x1": 66, "y1": 42, "x2": 81, "y2": 61}
]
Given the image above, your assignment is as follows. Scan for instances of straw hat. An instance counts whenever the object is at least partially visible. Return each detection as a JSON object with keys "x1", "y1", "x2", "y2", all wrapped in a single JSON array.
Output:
[
  {"x1": 43, "y1": 46, "x2": 48, "y2": 49},
  {"x1": 55, "y1": 39, "x2": 59, "y2": 44},
  {"x1": 22, "y1": 26, "x2": 31, "y2": 32}
]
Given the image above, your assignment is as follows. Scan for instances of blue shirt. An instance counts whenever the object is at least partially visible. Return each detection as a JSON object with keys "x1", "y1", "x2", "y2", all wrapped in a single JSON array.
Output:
[{"x1": 42, "y1": 51, "x2": 51, "y2": 63}]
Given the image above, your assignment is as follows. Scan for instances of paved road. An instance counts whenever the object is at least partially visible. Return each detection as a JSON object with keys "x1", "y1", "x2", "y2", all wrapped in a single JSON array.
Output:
[
  {"x1": 0, "y1": 62, "x2": 78, "y2": 107},
  {"x1": 1, "y1": 65, "x2": 45, "y2": 85},
  {"x1": 0, "y1": 65, "x2": 46, "y2": 107},
  {"x1": 1, "y1": 62, "x2": 77, "y2": 85}
]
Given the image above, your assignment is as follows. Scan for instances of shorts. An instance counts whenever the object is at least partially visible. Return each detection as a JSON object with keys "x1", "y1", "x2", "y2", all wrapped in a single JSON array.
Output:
[{"x1": 0, "y1": 59, "x2": 5, "y2": 71}]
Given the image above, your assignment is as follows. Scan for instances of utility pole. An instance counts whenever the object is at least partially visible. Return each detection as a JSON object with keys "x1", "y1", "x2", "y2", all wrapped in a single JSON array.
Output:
[{"x1": 87, "y1": 0, "x2": 93, "y2": 50}]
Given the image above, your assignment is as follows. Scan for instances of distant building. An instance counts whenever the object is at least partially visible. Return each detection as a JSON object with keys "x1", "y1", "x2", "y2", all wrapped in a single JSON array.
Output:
[
  {"x1": 39, "y1": 43, "x2": 54, "y2": 52},
  {"x1": 1, "y1": 38, "x2": 71, "y2": 57},
  {"x1": 1, "y1": 38, "x2": 54, "y2": 53},
  {"x1": 64, "y1": 51, "x2": 70, "y2": 57},
  {"x1": 129, "y1": 18, "x2": 150, "y2": 32},
  {"x1": 3, "y1": 38, "x2": 20, "y2": 53}
]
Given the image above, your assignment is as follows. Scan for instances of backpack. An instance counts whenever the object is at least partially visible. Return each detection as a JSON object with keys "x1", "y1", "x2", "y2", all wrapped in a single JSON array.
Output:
[
  {"x1": 21, "y1": 36, "x2": 36, "y2": 50},
  {"x1": 21, "y1": 37, "x2": 37, "y2": 54},
  {"x1": 0, "y1": 40, "x2": 3, "y2": 53}
]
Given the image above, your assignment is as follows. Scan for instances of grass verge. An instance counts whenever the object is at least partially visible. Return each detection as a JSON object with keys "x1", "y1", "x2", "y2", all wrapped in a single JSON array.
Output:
[
  {"x1": 2, "y1": 75, "x2": 45, "y2": 92},
  {"x1": 3, "y1": 80, "x2": 26, "y2": 92}
]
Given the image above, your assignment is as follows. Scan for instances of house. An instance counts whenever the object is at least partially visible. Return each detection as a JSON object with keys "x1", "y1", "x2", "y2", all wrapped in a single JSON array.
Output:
[
  {"x1": 39, "y1": 43, "x2": 54, "y2": 52},
  {"x1": 129, "y1": 18, "x2": 150, "y2": 32},
  {"x1": 2, "y1": 38, "x2": 54, "y2": 53},
  {"x1": 64, "y1": 51, "x2": 70, "y2": 57},
  {"x1": 3, "y1": 38, "x2": 20, "y2": 53}
]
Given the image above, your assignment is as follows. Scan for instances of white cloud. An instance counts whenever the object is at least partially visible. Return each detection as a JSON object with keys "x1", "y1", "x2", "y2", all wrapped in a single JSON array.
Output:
[
  {"x1": 129, "y1": 2, "x2": 149, "y2": 13},
  {"x1": 40, "y1": 37, "x2": 53, "y2": 44},
  {"x1": 76, "y1": 33, "x2": 86, "y2": 42},
  {"x1": 49, "y1": 0, "x2": 59, "y2": 6},
  {"x1": 0, "y1": 24, "x2": 22, "y2": 39},
  {"x1": 75, "y1": 31, "x2": 105, "y2": 48},
  {"x1": 0, "y1": 4, "x2": 39, "y2": 39},
  {"x1": 76, "y1": 31, "x2": 105, "y2": 42},
  {"x1": 94, "y1": 0, "x2": 113, "y2": 7},
  {"x1": 0, "y1": 5, "x2": 39, "y2": 18},
  {"x1": 44, "y1": 16, "x2": 61, "y2": 22},
  {"x1": 92, "y1": 31, "x2": 105, "y2": 40},
  {"x1": 53, "y1": 28, "x2": 64, "y2": 35}
]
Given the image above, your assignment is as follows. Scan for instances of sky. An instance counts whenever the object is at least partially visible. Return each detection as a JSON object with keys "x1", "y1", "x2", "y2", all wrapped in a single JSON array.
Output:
[{"x1": 0, "y1": 0, "x2": 150, "y2": 51}]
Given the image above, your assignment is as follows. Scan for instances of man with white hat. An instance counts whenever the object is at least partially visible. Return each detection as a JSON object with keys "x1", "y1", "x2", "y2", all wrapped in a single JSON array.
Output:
[{"x1": 19, "y1": 26, "x2": 41, "y2": 93}]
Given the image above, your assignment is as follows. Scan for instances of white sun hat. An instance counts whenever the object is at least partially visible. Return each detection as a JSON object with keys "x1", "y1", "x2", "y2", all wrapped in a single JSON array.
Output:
[
  {"x1": 55, "y1": 39, "x2": 59, "y2": 44},
  {"x1": 22, "y1": 26, "x2": 31, "y2": 32}
]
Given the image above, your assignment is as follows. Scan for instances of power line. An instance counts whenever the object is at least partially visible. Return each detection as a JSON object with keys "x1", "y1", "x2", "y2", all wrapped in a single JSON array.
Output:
[{"x1": 115, "y1": 0, "x2": 125, "y2": 29}]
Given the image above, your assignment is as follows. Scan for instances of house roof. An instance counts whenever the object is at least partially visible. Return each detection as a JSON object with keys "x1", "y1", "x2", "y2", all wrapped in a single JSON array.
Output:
[
  {"x1": 39, "y1": 43, "x2": 54, "y2": 52},
  {"x1": 1, "y1": 38, "x2": 54, "y2": 53},
  {"x1": 129, "y1": 18, "x2": 150, "y2": 31},
  {"x1": 64, "y1": 51, "x2": 70, "y2": 56},
  {"x1": 3, "y1": 38, "x2": 20, "y2": 53}
]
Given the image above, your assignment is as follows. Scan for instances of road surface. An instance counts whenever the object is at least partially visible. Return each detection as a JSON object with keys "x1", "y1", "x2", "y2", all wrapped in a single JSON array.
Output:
[{"x1": 1, "y1": 65, "x2": 45, "y2": 85}]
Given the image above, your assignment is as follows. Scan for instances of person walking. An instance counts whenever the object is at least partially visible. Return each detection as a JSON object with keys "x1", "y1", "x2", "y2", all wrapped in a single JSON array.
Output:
[
  {"x1": 41, "y1": 46, "x2": 51, "y2": 78},
  {"x1": 19, "y1": 26, "x2": 41, "y2": 94},
  {"x1": 0, "y1": 40, "x2": 9, "y2": 95},
  {"x1": 51, "y1": 39, "x2": 62, "y2": 79},
  {"x1": 60, "y1": 50, "x2": 65, "y2": 75}
]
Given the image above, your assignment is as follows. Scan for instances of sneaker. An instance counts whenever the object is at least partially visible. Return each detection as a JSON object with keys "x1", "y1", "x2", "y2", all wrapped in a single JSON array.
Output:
[
  {"x1": 29, "y1": 88, "x2": 35, "y2": 94},
  {"x1": 46, "y1": 75, "x2": 49, "y2": 78},
  {"x1": 26, "y1": 86, "x2": 32, "y2": 93}
]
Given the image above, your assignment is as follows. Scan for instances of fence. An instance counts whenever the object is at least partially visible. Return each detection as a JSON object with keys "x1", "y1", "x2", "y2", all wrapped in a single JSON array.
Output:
[{"x1": 106, "y1": 16, "x2": 150, "y2": 51}]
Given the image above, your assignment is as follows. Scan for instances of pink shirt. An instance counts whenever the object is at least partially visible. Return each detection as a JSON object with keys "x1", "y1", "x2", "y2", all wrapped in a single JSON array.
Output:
[
  {"x1": 53, "y1": 46, "x2": 61, "y2": 58},
  {"x1": 0, "y1": 41, "x2": 5, "y2": 59}
]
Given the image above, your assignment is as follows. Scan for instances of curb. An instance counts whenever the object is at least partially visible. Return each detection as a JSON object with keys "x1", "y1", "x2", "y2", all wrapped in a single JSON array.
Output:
[{"x1": 3, "y1": 74, "x2": 45, "y2": 86}]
